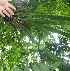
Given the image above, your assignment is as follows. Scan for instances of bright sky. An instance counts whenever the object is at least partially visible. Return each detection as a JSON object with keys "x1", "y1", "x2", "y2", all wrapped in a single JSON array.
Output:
[{"x1": 0, "y1": 33, "x2": 70, "y2": 65}]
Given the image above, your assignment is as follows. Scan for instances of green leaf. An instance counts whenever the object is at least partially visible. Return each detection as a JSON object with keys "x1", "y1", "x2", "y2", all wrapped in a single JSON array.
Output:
[
  {"x1": 51, "y1": 61, "x2": 61, "y2": 70},
  {"x1": 24, "y1": 66, "x2": 30, "y2": 71},
  {"x1": 12, "y1": 67, "x2": 22, "y2": 71}
]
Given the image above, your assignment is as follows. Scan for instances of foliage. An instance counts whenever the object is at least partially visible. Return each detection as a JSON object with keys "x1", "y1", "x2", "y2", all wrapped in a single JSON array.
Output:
[{"x1": 0, "y1": 0, "x2": 70, "y2": 71}]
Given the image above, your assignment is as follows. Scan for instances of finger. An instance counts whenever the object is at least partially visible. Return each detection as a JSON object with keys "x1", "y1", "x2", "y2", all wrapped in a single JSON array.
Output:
[
  {"x1": 6, "y1": 2, "x2": 16, "y2": 11},
  {"x1": 6, "y1": 7, "x2": 14, "y2": 15},
  {"x1": 2, "y1": 10, "x2": 10, "y2": 17},
  {"x1": 9, "y1": 4, "x2": 16, "y2": 11},
  {"x1": 0, "y1": 12, "x2": 5, "y2": 17}
]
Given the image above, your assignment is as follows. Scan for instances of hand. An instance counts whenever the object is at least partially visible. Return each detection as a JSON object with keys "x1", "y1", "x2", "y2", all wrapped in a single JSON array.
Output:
[{"x1": 0, "y1": 0, "x2": 16, "y2": 17}]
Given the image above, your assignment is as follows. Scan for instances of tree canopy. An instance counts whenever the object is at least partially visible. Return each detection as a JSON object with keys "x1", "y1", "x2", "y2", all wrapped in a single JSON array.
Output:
[{"x1": 0, "y1": 0, "x2": 70, "y2": 71}]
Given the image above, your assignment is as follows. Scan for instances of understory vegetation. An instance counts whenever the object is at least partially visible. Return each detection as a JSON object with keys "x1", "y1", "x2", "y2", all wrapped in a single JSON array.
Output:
[{"x1": 0, "y1": 0, "x2": 70, "y2": 71}]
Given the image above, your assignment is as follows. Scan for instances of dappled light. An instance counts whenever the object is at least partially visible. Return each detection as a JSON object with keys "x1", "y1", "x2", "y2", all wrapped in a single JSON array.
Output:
[{"x1": 0, "y1": 0, "x2": 70, "y2": 71}]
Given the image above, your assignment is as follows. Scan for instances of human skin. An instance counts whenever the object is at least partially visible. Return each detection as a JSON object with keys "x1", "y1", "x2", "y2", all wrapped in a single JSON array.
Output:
[{"x1": 0, "y1": 0, "x2": 16, "y2": 17}]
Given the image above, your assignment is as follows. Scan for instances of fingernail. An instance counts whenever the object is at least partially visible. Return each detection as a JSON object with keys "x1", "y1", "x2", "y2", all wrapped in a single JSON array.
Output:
[
  {"x1": 3, "y1": 15, "x2": 5, "y2": 17},
  {"x1": 8, "y1": 15, "x2": 10, "y2": 17},
  {"x1": 12, "y1": 13, "x2": 14, "y2": 15},
  {"x1": 15, "y1": 8, "x2": 16, "y2": 10}
]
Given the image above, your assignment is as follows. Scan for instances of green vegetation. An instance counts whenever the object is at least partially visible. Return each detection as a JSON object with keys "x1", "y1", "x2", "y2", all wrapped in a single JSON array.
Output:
[{"x1": 0, "y1": 0, "x2": 70, "y2": 71}]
